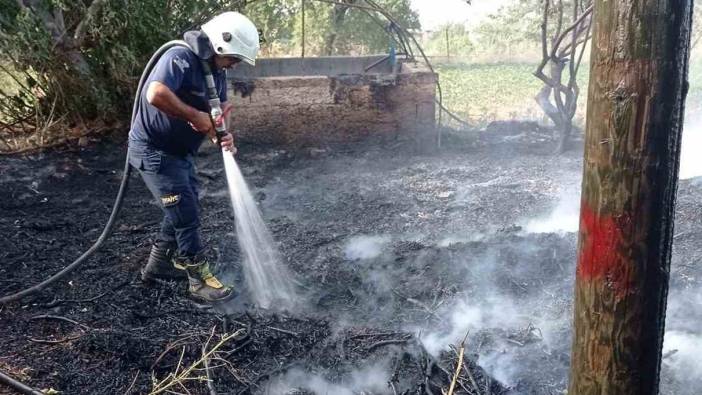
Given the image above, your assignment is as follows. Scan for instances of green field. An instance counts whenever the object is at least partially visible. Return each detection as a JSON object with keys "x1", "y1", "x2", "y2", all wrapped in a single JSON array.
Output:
[
  {"x1": 436, "y1": 60, "x2": 702, "y2": 128},
  {"x1": 436, "y1": 62, "x2": 591, "y2": 127}
]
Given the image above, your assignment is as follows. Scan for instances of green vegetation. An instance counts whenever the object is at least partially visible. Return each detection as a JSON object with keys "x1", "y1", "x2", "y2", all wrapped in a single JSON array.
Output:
[
  {"x1": 245, "y1": 0, "x2": 418, "y2": 56},
  {"x1": 424, "y1": 23, "x2": 475, "y2": 58},
  {"x1": 437, "y1": 62, "x2": 591, "y2": 127},
  {"x1": 0, "y1": 0, "x2": 417, "y2": 133},
  {"x1": 436, "y1": 55, "x2": 702, "y2": 128}
]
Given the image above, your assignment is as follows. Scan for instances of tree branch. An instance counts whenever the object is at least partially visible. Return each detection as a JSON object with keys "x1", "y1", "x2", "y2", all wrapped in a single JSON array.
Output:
[
  {"x1": 535, "y1": 0, "x2": 551, "y2": 83},
  {"x1": 553, "y1": 0, "x2": 564, "y2": 48},
  {"x1": 568, "y1": 0, "x2": 578, "y2": 79},
  {"x1": 74, "y1": 0, "x2": 108, "y2": 46},
  {"x1": 550, "y1": 5, "x2": 592, "y2": 59}
]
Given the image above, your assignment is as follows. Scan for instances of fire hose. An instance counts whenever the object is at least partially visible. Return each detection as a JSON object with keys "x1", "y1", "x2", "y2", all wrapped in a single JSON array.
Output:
[
  {"x1": 1, "y1": 1, "x2": 460, "y2": 305},
  {"x1": 0, "y1": 40, "x2": 225, "y2": 305}
]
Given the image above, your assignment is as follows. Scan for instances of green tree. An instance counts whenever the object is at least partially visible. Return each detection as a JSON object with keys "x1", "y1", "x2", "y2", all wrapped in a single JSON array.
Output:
[
  {"x1": 424, "y1": 23, "x2": 475, "y2": 58},
  {"x1": 473, "y1": 0, "x2": 542, "y2": 57},
  {"x1": 286, "y1": 0, "x2": 419, "y2": 56},
  {"x1": 243, "y1": 0, "x2": 297, "y2": 55},
  {"x1": 332, "y1": 0, "x2": 419, "y2": 54}
]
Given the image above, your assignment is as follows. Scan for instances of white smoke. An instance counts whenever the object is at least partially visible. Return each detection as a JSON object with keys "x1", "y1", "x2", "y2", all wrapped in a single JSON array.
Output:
[
  {"x1": 662, "y1": 283, "x2": 702, "y2": 393},
  {"x1": 415, "y1": 246, "x2": 573, "y2": 389},
  {"x1": 437, "y1": 232, "x2": 487, "y2": 247},
  {"x1": 264, "y1": 363, "x2": 390, "y2": 395},
  {"x1": 523, "y1": 186, "x2": 581, "y2": 234},
  {"x1": 344, "y1": 235, "x2": 391, "y2": 260},
  {"x1": 663, "y1": 331, "x2": 702, "y2": 376},
  {"x1": 420, "y1": 295, "x2": 520, "y2": 356},
  {"x1": 418, "y1": 293, "x2": 568, "y2": 388}
]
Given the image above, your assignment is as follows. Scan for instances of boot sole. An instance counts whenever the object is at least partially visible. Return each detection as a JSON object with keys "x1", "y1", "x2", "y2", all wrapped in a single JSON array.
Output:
[
  {"x1": 188, "y1": 289, "x2": 237, "y2": 304},
  {"x1": 140, "y1": 268, "x2": 187, "y2": 284}
]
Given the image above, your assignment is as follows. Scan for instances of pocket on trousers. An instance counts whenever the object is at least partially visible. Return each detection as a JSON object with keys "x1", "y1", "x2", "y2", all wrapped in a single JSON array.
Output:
[{"x1": 140, "y1": 151, "x2": 162, "y2": 174}]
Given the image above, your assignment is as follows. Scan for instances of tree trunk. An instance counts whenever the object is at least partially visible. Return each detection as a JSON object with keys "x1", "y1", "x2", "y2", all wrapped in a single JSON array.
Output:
[
  {"x1": 556, "y1": 118, "x2": 572, "y2": 153},
  {"x1": 323, "y1": 1, "x2": 355, "y2": 55},
  {"x1": 536, "y1": 59, "x2": 576, "y2": 153},
  {"x1": 568, "y1": 1, "x2": 692, "y2": 394},
  {"x1": 535, "y1": 85, "x2": 563, "y2": 129}
]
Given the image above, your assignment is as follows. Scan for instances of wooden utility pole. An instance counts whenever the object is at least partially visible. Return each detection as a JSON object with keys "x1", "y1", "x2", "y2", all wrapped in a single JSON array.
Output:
[{"x1": 569, "y1": 1, "x2": 693, "y2": 394}]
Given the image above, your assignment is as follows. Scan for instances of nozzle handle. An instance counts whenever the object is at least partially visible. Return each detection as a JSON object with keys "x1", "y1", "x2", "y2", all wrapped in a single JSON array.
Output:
[{"x1": 208, "y1": 98, "x2": 228, "y2": 144}]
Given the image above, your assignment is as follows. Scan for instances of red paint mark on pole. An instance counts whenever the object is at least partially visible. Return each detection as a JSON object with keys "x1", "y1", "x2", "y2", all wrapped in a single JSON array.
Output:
[{"x1": 577, "y1": 202, "x2": 635, "y2": 297}]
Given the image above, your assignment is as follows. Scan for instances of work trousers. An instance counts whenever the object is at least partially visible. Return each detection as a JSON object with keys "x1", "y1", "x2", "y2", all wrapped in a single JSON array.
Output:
[{"x1": 128, "y1": 146, "x2": 202, "y2": 256}]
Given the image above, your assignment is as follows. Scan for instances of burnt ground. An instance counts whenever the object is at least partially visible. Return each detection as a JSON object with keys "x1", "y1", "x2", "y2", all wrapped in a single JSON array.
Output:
[{"x1": 0, "y1": 123, "x2": 701, "y2": 394}]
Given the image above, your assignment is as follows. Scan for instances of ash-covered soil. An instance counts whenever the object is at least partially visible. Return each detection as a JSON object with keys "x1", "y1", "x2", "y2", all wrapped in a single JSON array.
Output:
[{"x1": 1, "y1": 123, "x2": 701, "y2": 394}]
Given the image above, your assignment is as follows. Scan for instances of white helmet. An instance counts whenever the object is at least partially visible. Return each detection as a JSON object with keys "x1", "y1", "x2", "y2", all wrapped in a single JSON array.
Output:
[{"x1": 201, "y1": 12, "x2": 259, "y2": 66}]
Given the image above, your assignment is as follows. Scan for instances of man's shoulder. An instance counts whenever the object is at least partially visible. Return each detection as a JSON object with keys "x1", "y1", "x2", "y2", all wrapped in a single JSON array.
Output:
[{"x1": 161, "y1": 46, "x2": 198, "y2": 73}]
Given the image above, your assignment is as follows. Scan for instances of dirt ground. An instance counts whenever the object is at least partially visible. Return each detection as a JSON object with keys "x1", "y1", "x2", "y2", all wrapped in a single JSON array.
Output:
[{"x1": 1, "y1": 123, "x2": 701, "y2": 394}]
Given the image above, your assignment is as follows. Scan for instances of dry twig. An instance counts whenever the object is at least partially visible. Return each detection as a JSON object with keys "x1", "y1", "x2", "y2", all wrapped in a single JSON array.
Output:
[
  {"x1": 368, "y1": 336, "x2": 411, "y2": 352},
  {"x1": 41, "y1": 280, "x2": 129, "y2": 308},
  {"x1": 462, "y1": 360, "x2": 482, "y2": 395},
  {"x1": 29, "y1": 314, "x2": 90, "y2": 330},
  {"x1": 27, "y1": 314, "x2": 90, "y2": 343},
  {"x1": 124, "y1": 371, "x2": 140, "y2": 394},
  {"x1": 266, "y1": 325, "x2": 299, "y2": 337},
  {"x1": 149, "y1": 328, "x2": 244, "y2": 395},
  {"x1": 203, "y1": 327, "x2": 218, "y2": 395},
  {"x1": 447, "y1": 332, "x2": 469, "y2": 395}
]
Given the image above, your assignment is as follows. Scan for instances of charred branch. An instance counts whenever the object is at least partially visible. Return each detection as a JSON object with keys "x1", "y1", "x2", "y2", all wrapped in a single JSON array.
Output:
[{"x1": 534, "y1": 0, "x2": 593, "y2": 153}]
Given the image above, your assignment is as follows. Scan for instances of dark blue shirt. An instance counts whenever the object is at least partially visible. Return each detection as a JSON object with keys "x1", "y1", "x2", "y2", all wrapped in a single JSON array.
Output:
[{"x1": 129, "y1": 46, "x2": 228, "y2": 156}]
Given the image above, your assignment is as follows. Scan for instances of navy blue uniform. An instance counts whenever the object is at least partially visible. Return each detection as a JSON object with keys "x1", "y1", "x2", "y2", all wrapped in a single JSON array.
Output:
[{"x1": 128, "y1": 46, "x2": 228, "y2": 256}]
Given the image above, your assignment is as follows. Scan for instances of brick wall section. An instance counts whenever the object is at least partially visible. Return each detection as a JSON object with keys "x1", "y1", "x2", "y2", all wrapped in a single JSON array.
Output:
[{"x1": 226, "y1": 61, "x2": 437, "y2": 147}]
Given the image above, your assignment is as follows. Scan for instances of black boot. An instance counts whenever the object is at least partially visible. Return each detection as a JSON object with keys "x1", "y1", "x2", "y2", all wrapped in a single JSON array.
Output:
[
  {"x1": 173, "y1": 254, "x2": 234, "y2": 303},
  {"x1": 141, "y1": 240, "x2": 187, "y2": 282}
]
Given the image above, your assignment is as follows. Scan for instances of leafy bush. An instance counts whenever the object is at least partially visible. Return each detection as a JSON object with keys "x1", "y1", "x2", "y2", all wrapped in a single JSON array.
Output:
[{"x1": 0, "y1": 0, "x2": 248, "y2": 146}]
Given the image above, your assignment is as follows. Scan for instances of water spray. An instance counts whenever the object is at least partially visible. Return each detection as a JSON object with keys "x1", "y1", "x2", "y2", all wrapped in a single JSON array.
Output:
[{"x1": 200, "y1": 59, "x2": 297, "y2": 309}]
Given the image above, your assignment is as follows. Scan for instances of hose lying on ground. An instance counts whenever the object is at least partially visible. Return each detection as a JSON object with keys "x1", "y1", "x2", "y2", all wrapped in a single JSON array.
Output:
[
  {"x1": 0, "y1": 41, "x2": 191, "y2": 305},
  {"x1": 0, "y1": 369, "x2": 43, "y2": 395}
]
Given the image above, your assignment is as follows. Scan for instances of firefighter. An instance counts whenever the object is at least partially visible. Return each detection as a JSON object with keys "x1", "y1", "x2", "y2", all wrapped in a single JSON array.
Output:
[{"x1": 128, "y1": 12, "x2": 259, "y2": 303}]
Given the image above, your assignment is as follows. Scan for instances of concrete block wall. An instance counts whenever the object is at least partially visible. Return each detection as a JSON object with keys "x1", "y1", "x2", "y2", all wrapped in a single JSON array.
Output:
[{"x1": 226, "y1": 56, "x2": 437, "y2": 147}]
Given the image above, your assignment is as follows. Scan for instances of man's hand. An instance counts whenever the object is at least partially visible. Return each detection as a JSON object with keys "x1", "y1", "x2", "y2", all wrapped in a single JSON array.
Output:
[
  {"x1": 217, "y1": 132, "x2": 237, "y2": 154},
  {"x1": 189, "y1": 111, "x2": 215, "y2": 135},
  {"x1": 221, "y1": 102, "x2": 234, "y2": 118},
  {"x1": 147, "y1": 82, "x2": 214, "y2": 136}
]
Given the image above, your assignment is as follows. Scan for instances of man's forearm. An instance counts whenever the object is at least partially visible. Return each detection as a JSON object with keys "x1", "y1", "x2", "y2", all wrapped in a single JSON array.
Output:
[{"x1": 146, "y1": 81, "x2": 200, "y2": 123}]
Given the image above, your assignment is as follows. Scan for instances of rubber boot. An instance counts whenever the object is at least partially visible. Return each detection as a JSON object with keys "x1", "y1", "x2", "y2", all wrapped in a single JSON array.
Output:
[
  {"x1": 173, "y1": 254, "x2": 233, "y2": 303},
  {"x1": 141, "y1": 240, "x2": 187, "y2": 282}
]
